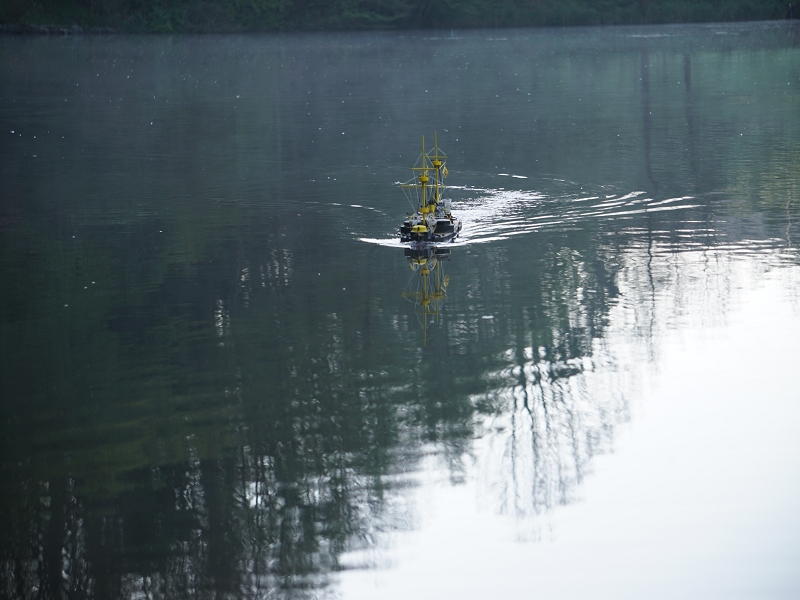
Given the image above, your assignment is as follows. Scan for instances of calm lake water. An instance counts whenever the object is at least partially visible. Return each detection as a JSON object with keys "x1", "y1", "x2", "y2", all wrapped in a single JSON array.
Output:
[{"x1": 2, "y1": 21, "x2": 799, "y2": 599}]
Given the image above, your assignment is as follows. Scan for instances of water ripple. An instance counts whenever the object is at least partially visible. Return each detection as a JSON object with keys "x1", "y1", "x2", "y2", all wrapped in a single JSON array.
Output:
[
  {"x1": 379, "y1": 184, "x2": 703, "y2": 247},
  {"x1": 358, "y1": 180, "x2": 798, "y2": 264}
]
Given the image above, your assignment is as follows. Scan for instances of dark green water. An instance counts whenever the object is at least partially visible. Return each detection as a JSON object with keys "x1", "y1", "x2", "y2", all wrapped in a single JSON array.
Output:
[{"x1": 1, "y1": 21, "x2": 799, "y2": 599}]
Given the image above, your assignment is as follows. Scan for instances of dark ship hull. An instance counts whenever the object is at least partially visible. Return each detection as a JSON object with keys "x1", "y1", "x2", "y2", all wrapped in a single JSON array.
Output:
[{"x1": 400, "y1": 217, "x2": 462, "y2": 244}]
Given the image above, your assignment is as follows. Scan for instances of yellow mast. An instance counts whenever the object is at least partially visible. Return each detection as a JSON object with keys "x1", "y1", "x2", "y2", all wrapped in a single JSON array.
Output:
[
  {"x1": 402, "y1": 133, "x2": 446, "y2": 215},
  {"x1": 432, "y1": 132, "x2": 441, "y2": 206}
]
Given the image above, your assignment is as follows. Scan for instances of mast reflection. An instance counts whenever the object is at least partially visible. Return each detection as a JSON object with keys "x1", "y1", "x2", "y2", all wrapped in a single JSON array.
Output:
[{"x1": 402, "y1": 245, "x2": 452, "y2": 346}]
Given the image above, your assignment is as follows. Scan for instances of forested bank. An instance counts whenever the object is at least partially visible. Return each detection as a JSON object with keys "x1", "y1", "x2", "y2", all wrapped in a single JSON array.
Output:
[{"x1": 1, "y1": 0, "x2": 796, "y2": 33}]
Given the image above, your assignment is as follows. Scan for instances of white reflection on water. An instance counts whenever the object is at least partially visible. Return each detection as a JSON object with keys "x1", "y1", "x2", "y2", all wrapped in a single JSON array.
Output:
[{"x1": 337, "y1": 251, "x2": 800, "y2": 599}]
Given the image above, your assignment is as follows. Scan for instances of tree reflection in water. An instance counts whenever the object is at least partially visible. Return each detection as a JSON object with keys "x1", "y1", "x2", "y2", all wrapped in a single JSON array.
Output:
[
  {"x1": 5, "y1": 216, "x2": 800, "y2": 599},
  {"x1": 1, "y1": 233, "x2": 628, "y2": 599},
  {"x1": 475, "y1": 350, "x2": 625, "y2": 522}
]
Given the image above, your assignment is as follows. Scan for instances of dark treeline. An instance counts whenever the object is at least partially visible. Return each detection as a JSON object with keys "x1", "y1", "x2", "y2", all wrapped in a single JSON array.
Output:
[{"x1": 0, "y1": 0, "x2": 795, "y2": 33}]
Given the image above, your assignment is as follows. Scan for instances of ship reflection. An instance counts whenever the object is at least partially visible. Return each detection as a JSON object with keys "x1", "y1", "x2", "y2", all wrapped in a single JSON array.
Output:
[{"x1": 402, "y1": 245, "x2": 452, "y2": 346}]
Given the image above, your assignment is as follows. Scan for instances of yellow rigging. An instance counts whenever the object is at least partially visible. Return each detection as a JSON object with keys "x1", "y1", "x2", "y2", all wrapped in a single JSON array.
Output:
[{"x1": 400, "y1": 132, "x2": 447, "y2": 215}]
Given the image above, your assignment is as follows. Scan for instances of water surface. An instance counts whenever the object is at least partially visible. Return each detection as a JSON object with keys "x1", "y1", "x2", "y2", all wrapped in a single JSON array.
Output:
[{"x1": 1, "y1": 21, "x2": 799, "y2": 599}]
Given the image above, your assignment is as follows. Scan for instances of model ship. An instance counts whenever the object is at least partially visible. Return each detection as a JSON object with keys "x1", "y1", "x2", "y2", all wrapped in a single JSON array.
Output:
[{"x1": 399, "y1": 134, "x2": 462, "y2": 244}]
